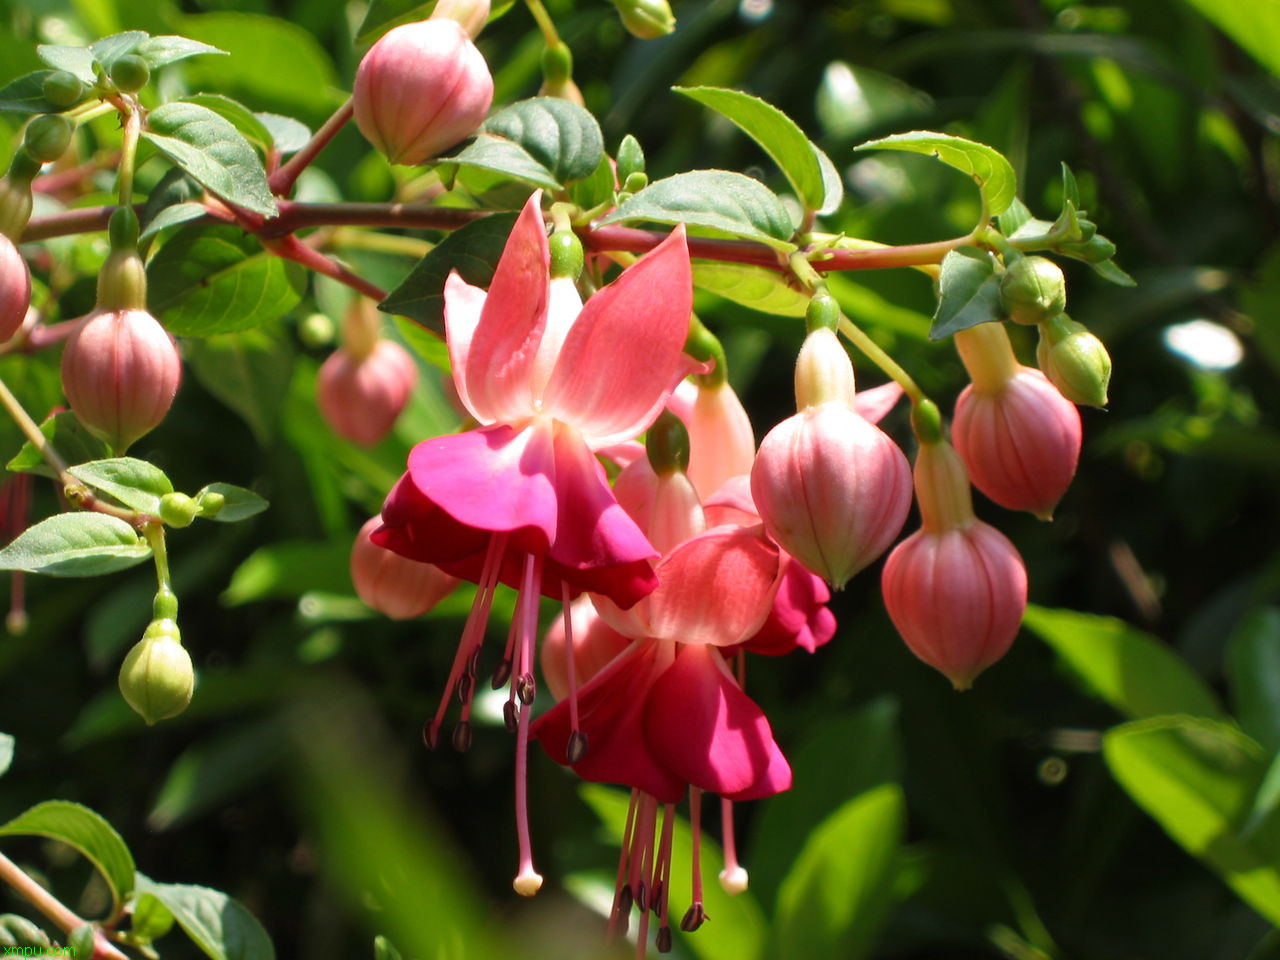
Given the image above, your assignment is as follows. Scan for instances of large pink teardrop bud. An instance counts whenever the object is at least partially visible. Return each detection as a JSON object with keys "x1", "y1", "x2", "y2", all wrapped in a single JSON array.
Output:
[
  {"x1": 751, "y1": 327, "x2": 912, "y2": 589},
  {"x1": 317, "y1": 339, "x2": 418, "y2": 446},
  {"x1": 540, "y1": 596, "x2": 631, "y2": 701},
  {"x1": 0, "y1": 234, "x2": 30, "y2": 344},
  {"x1": 351, "y1": 516, "x2": 459, "y2": 619},
  {"x1": 671, "y1": 379, "x2": 755, "y2": 502},
  {"x1": 881, "y1": 440, "x2": 1027, "y2": 690},
  {"x1": 61, "y1": 309, "x2": 181, "y2": 452},
  {"x1": 353, "y1": 19, "x2": 494, "y2": 166}
]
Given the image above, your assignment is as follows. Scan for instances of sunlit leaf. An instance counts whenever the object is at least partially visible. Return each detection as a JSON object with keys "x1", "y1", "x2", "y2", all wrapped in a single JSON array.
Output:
[
  {"x1": 0, "y1": 513, "x2": 151, "y2": 577},
  {"x1": 856, "y1": 130, "x2": 1017, "y2": 216}
]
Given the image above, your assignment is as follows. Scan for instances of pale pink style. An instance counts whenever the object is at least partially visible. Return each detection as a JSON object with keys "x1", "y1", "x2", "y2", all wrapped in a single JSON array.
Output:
[
  {"x1": 350, "y1": 516, "x2": 458, "y2": 620},
  {"x1": 0, "y1": 234, "x2": 29, "y2": 343},
  {"x1": 353, "y1": 19, "x2": 493, "y2": 165},
  {"x1": 540, "y1": 595, "x2": 630, "y2": 701},
  {"x1": 61, "y1": 309, "x2": 181, "y2": 452},
  {"x1": 317, "y1": 339, "x2": 418, "y2": 446}
]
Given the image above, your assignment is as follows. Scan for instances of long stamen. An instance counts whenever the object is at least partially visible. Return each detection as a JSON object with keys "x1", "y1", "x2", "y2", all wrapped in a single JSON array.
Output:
[
  {"x1": 561, "y1": 581, "x2": 588, "y2": 763},
  {"x1": 654, "y1": 802, "x2": 675, "y2": 953},
  {"x1": 718, "y1": 797, "x2": 749, "y2": 895},
  {"x1": 681, "y1": 788, "x2": 708, "y2": 932},
  {"x1": 629, "y1": 795, "x2": 657, "y2": 913},
  {"x1": 512, "y1": 552, "x2": 544, "y2": 897},
  {"x1": 608, "y1": 789, "x2": 641, "y2": 941}
]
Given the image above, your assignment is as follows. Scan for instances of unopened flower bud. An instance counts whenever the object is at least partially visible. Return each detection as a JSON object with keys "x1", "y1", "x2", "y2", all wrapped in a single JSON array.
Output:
[
  {"x1": 645, "y1": 409, "x2": 690, "y2": 475},
  {"x1": 352, "y1": 517, "x2": 459, "y2": 619},
  {"x1": 96, "y1": 248, "x2": 147, "y2": 311},
  {"x1": 23, "y1": 114, "x2": 73, "y2": 164},
  {"x1": 1060, "y1": 234, "x2": 1116, "y2": 263},
  {"x1": 1000, "y1": 255, "x2": 1066, "y2": 326},
  {"x1": 609, "y1": 0, "x2": 676, "y2": 38},
  {"x1": 615, "y1": 134, "x2": 645, "y2": 184},
  {"x1": 1037, "y1": 315, "x2": 1111, "y2": 407},
  {"x1": 548, "y1": 229, "x2": 584, "y2": 279},
  {"x1": 42, "y1": 70, "x2": 85, "y2": 108},
  {"x1": 620, "y1": 171, "x2": 647, "y2": 193},
  {"x1": 119, "y1": 619, "x2": 194, "y2": 724},
  {"x1": 0, "y1": 167, "x2": 35, "y2": 241},
  {"x1": 794, "y1": 326, "x2": 855, "y2": 409},
  {"x1": 430, "y1": 0, "x2": 490, "y2": 38},
  {"x1": 61, "y1": 309, "x2": 183, "y2": 452},
  {"x1": 196, "y1": 490, "x2": 225, "y2": 518},
  {"x1": 159, "y1": 492, "x2": 199, "y2": 528},
  {"x1": 317, "y1": 339, "x2": 417, "y2": 446},
  {"x1": 0, "y1": 234, "x2": 31, "y2": 343},
  {"x1": 109, "y1": 54, "x2": 150, "y2": 93},
  {"x1": 298, "y1": 312, "x2": 336, "y2": 348},
  {"x1": 353, "y1": 19, "x2": 494, "y2": 165}
]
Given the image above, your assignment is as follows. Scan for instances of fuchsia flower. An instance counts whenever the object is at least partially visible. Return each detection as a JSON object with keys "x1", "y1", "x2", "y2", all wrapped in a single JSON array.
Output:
[{"x1": 373, "y1": 191, "x2": 694, "y2": 894}]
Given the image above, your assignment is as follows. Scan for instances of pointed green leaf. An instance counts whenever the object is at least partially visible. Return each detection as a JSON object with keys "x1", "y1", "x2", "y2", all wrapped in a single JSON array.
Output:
[
  {"x1": 127, "y1": 893, "x2": 176, "y2": 942},
  {"x1": 7, "y1": 411, "x2": 112, "y2": 478},
  {"x1": 136, "y1": 35, "x2": 228, "y2": 69},
  {"x1": 135, "y1": 876, "x2": 275, "y2": 960},
  {"x1": 196, "y1": 483, "x2": 268, "y2": 523},
  {"x1": 143, "y1": 102, "x2": 277, "y2": 216},
  {"x1": 89, "y1": 31, "x2": 150, "y2": 69},
  {"x1": 929, "y1": 246, "x2": 1001, "y2": 340},
  {"x1": 997, "y1": 197, "x2": 1034, "y2": 237},
  {"x1": 255, "y1": 113, "x2": 311, "y2": 154},
  {"x1": 0, "y1": 801, "x2": 136, "y2": 915},
  {"x1": 1090, "y1": 258, "x2": 1137, "y2": 287},
  {"x1": 446, "y1": 97, "x2": 604, "y2": 189},
  {"x1": 856, "y1": 130, "x2": 1017, "y2": 216},
  {"x1": 68, "y1": 458, "x2": 174, "y2": 515},
  {"x1": 182, "y1": 94, "x2": 273, "y2": 153},
  {"x1": 35, "y1": 45, "x2": 97, "y2": 85},
  {"x1": 0, "y1": 70, "x2": 61, "y2": 114},
  {"x1": 675, "y1": 86, "x2": 826, "y2": 211},
  {"x1": 0, "y1": 513, "x2": 150, "y2": 577},
  {"x1": 692, "y1": 261, "x2": 809, "y2": 316},
  {"x1": 600, "y1": 170, "x2": 797, "y2": 252},
  {"x1": 813, "y1": 142, "x2": 844, "y2": 215},
  {"x1": 140, "y1": 202, "x2": 208, "y2": 241},
  {"x1": 1061, "y1": 162, "x2": 1081, "y2": 208}
]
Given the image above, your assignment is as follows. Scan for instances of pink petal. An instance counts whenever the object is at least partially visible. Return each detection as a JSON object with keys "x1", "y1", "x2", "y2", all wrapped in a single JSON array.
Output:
[
  {"x1": 854, "y1": 381, "x2": 905, "y2": 424},
  {"x1": 456, "y1": 193, "x2": 549, "y2": 422},
  {"x1": 442, "y1": 272, "x2": 488, "y2": 422},
  {"x1": 643, "y1": 644, "x2": 791, "y2": 800},
  {"x1": 372, "y1": 471, "x2": 490, "y2": 563},
  {"x1": 702, "y1": 474, "x2": 759, "y2": 527},
  {"x1": 540, "y1": 226, "x2": 694, "y2": 444},
  {"x1": 742, "y1": 557, "x2": 836, "y2": 656}
]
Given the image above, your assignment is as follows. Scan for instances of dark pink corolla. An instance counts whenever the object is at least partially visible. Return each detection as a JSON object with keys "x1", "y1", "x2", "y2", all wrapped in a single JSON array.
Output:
[
  {"x1": 317, "y1": 339, "x2": 417, "y2": 446},
  {"x1": 0, "y1": 234, "x2": 30, "y2": 343},
  {"x1": 353, "y1": 19, "x2": 493, "y2": 165},
  {"x1": 350, "y1": 516, "x2": 458, "y2": 620},
  {"x1": 952, "y1": 321, "x2": 1081, "y2": 519}
]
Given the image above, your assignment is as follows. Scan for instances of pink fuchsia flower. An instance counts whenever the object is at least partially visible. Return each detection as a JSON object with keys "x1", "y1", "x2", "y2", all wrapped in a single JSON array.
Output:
[
  {"x1": 350, "y1": 516, "x2": 458, "y2": 620},
  {"x1": 751, "y1": 325, "x2": 912, "y2": 589},
  {"x1": 317, "y1": 339, "x2": 417, "y2": 446},
  {"x1": 881, "y1": 438, "x2": 1027, "y2": 690},
  {"x1": 667, "y1": 378, "x2": 755, "y2": 501},
  {"x1": 353, "y1": 18, "x2": 493, "y2": 165},
  {"x1": 951, "y1": 321, "x2": 1081, "y2": 520},
  {"x1": 373, "y1": 191, "x2": 694, "y2": 894},
  {"x1": 539, "y1": 595, "x2": 630, "y2": 702}
]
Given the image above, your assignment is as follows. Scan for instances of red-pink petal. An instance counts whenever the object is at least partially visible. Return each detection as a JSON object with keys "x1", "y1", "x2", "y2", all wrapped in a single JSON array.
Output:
[
  {"x1": 743, "y1": 557, "x2": 836, "y2": 656},
  {"x1": 643, "y1": 644, "x2": 791, "y2": 800},
  {"x1": 854, "y1": 381, "x2": 905, "y2": 425},
  {"x1": 540, "y1": 226, "x2": 693, "y2": 444},
  {"x1": 442, "y1": 272, "x2": 488, "y2": 421}
]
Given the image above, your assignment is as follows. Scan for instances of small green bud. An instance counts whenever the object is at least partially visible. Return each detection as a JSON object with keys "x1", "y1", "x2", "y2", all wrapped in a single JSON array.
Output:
[
  {"x1": 804, "y1": 291, "x2": 840, "y2": 333},
  {"x1": 1060, "y1": 234, "x2": 1116, "y2": 263},
  {"x1": 153, "y1": 586, "x2": 178, "y2": 621},
  {"x1": 119, "y1": 619, "x2": 194, "y2": 725},
  {"x1": 616, "y1": 135, "x2": 645, "y2": 184},
  {"x1": 69, "y1": 923, "x2": 96, "y2": 959},
  {"x1": 541, "y1": 42, "x2": 573, "y2": 83},
  {"x1": 196, "y1": 490, "x2": 226, "y2": 518},
  {"x1": 0, "y1": 915, "x2": 50, "y2": 951},
  {"x1": 548, "y1": 229, "x2": 584, "y2": 279},
  {"x1": 109, "y1": 54, "x2": 150, "y2": 93},
  {"x1": 1037, "y1": 315, "x2": 1111, "y2": 408},
  {"x1": 910, "y1": 398, "x2": 943, "y2": 446},
  {"x1": 1000, "y1": 255, "x2": 1067, "y2": 325},
  {"x1": 43, "y1": 70, "x2": 85, "y2": 108},
  {"x1": 0, "y1": 170, "x2": 34, "y2": 242},
  {"x1": 159, "y1": 491, "x2": 199, "y2": 528},
  {"x1": 298, "y1": 312, "x2": 336, "y2": 348},
  {"x1": 609, "y1": 0, "x2": 676, "y2": 38},
  {"x1": 621, "y1": 171, "x2": 647, "y2": 194},
  {"x1": 23, "y1": 114, "x2": 73, "y2": 163},
  {"x1": 645, "y1": 409, "x2": 690, "y2": 474}
]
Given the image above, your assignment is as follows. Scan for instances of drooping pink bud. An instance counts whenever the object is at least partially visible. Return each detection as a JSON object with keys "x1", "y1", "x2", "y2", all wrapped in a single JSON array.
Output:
[
  {"x1": 0, "y1": 234, "x2": 30, "y2": 344},
  {"x1": 540, "y1": 596, "x2": 630, "y2": 701},
  {"x1": 61, "y1": 309, "x2": 182, "y2": 452},
  {"x1": 317, "y1": 339, "x2": 418, "y2": 446},
  {"x1": 351, "y1": 516, "x2": 459, "y2": 619},
  {"x1": 881, "y1": 440, "x2": 1027, "y2": 690},
  {"x1": 751, "y1": 326, "x2": 912, "y2": 589},
  {"x1": 673, "y1": 379, "x2": 755, "y2": 501},
  {"x1": 353, "y1": 19, "x2": 494, "y2": 166}
]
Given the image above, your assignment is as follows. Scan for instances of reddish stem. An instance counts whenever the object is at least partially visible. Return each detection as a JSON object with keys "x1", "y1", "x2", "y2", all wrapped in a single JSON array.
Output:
[
  {"x1": 262, "y1": 234, "x2": 387, "y2": 302},
  {"x1": 268, "y1": 98, "x2": 355, "y2": 197}
]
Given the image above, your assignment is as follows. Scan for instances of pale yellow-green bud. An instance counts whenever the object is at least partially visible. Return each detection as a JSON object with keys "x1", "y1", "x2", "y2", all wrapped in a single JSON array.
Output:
[
  {"x1": 119, "y1": 620, "x2": 194, "y2": 725},
  {"x1": 1000, "y1": 255, "x2": 1066, "y2": 326},
  {"x1": 1037, "y1": 315, "x2": 1112, "y2": 408}
]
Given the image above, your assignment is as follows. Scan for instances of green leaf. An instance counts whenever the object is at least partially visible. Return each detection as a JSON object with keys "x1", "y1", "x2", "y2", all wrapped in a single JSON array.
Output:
[
  {"x1": 222, "y1": 540, "x2": 354, "y2": 605},
  {"x1": 140, "y1": 201, "x2": 207, "y2": 241},
  {"x1": 68, "y1": 924, "x2": 95, "y2": 958},
  {"x1": 1229, "y1": 608, "x2": 1280, "y2": 752},
  {"x1": 135, "y1": 876, "x2": 275, "y2": 960},
  {"x1": 1061, "y1": 162, "x2": 1080, "y2": 208},
  {"x1": 147, "y1": 224, "x2": 305, "y2": 336},
  {"x1": 855, "y1": 130, "x2": 1017, "y2": 216},
  {"x1": 89, "y1": 31, "x2": 150, "y2": 69},
  {"x1": 812, "y1": 143, "x2": 844, "y2": 216},
  {"x1": 35, "y1": 45, "x2": 97, "y2": 85},
  {"x1": 0, "y1": 513, "x2": 151, "y2": 577},
  {"x1": 185, "y1": 330, "x2": 294, "y2": 442},
  {"x1": 68, "y1": 458, "x2": 174, "y2": 514},
  {"x1": 1024, "y1": 605, "x2": 1225, "y2": 720},
  {"x1": 356, "y1": 0, "x2": 438, "y2": 46},
  {"x1": 128, "y1": 893, "x2": 176, "y2": 942},
  {"x1": 1181, "y1": 1, "x2": 1280, "y2": 81},
  {"x1": 1089, "y1": 258, "x2": 1138, "y2": 287},
  {"x1": 774, "y1": 784, "x2": 905, "y2": 960},
  {"x1": 578, "y1": 784, "x2": 766, "y2": 960},
  {"x1": 0, "y1": 733, "x2": 13, "y2": 777},
  {"x1": 692, "y1": 261, "x2": 809, "y2": 316},
  {"x1": 929, "y1": 246, "x2": 1001, "y2": 340},
  {"x1": 0, "y1": 70, "x2": 60, "y2": 114},
  {"x1": 196, "y1": 483, "x2": 268, "y2": 523},
  {"x1": 600, "y1": 170, "x2": 797, "y2": 251},
  {"x1": 182, "y1": 94, "x2": 273, "y2": 153},
  {"x1": 380, "y1": 213, "x2": 518, "y2": 335},
  {"x1": 393, "y1": 316, "x2": 452, "y2": 374},
  {"x1": 7, "y1": 411, "x2": 112, "y2": 478},
  {"x1": 143, "y1": 102, "x2": 278, "y2": 217},
  {"x1": 997, "y1": 197, "x2": 1034, "y2": 236},
  {"x1": 256, "y1": 113, "x2": 310, "y2": 154},
  {"x1": 675, "y1": 86, "x2": 826, "y2": 211},
  {"x1": 136, "y1": 35, "x2": 228, "y2": 69},
  {"x1": 0, "y1": 801, "x2": 136, "y2": 915},
  {"x1": 568, "y1": 153, "x2": 616, "y2": 212},
  {"x1": 446, "y1": 97, "x2": 605, "y2": 189},
  {"x1": 1104, "y1": 716, "x2": 1280, "y2": 925}
]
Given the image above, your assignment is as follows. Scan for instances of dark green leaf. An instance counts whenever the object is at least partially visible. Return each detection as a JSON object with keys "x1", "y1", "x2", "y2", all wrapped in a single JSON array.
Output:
[
  {"x1": 128, "y1": 893, "x2": 176, "y2": 942},
  {"x1": 222, "y1": 540, "x2": 354, "y2": 605},
  {"x1": 182, "y1": 94, "x2": 273, "y2": 153},
  {"x1": 140, "y1": 202, "x2": 208, "y2": 241},
  {"x1": 143, "y1": 102, "x2": 277, "y2": 217},
  {"x1": 136, "y1": 35, "x2": 228, "y2": 69},
  {"x1": 147, "y1": 224, "x2": 305, "y2": 336},
  {"x1": 0, "y1": 70, "x2": 60, "y2": 114},
  {"x1": 68, "y1": 924, "x2": 95, "y2": 958},
  {"x1": 692, "y1": 261, "x2": 809, "y2": 316},
  {"x1": 448, "y1": 97, "x2": 605, "y2": 189},
  {"x1": 196, "y1": 483, "x2": 268, "y2": 523},
  {"x1": 255, "y1": 113, "x2": 311, "y2": 154},
  {"x1": 0, "y1": 734, "x2": 12, "y2": 777},
  {"x1": 68, "y1": 458, "x2": 174, "y2": 515},
  {"x1": 0, "y1": 801, "x2": 136, "y2": 914},
  {"x1": 1024, "y1": 605, "x2": 1225, "y2": 720},
  {"x1": 600, "y1": 170, "x2": 797, "y2": 251},
  {"x1": 89, "y1": 31, "x2": 150, "y2": 69},
  {"x1": 356, "y1": 0, "x2": 437, "y2": 46},
  {"x1": 1089, "y1": 258, "x2": 1138, "y2": 287},
  {"x1": 35, "y1": 45, "x2": 96, "y2": 84},
  {"x1": 0, "y1": 513, "x2": 151, "y2": 577},
  {"x1": 1104, "y1": 716, "x2": 1280, "y2": 925},
  {"x1": 567, "y1": 153, "x2": 615, "y2": 212},
  {"x1": 997, "y1": 197, "x2": 1034, "y2": 236},
  {"x1": 7, "y1": 411, "x2": 112, "y2": 478},
  {"x1": 1061, "y1": 162, "x2": 1080, "y2": 208},
  {"x1": 929, "y1": 246, "x2": 1001, "y2": 340},
  {"x1": 774, "y1": 784, "x2": 905, "y2": 959},
  {"x1": 1229, "y1": 608, "x2": 1280, "y2": 752},
  {"x1": 856, "y1": 130, "x2": 1018, "y2": 216},
  {"x1": 380, "y1": 213, "x2": 517, "y2": 335},
  {"x1": 813, "y1": 142, "x2": 844, "y2": 215},
  {"x1": 135, "y1": 876, "x2": 276, "y2": 960},
  {"x1": 185, "y1": 330, "x2": 294, "y2": 442},
  {"x1": 149, "y1": 721, "x2": 286, "y2": 830}
]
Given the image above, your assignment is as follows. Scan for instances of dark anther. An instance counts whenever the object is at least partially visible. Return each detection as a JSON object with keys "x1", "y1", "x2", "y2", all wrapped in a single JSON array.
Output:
[
  {"x1": 457, "y1": 672, "x2": 474, "y2": 704},
  {"x1": 567, "y1": 730, "x2": 589, "y2": 764},
  {"x1": 656, "y1": 927, "x2": 673, "y2": 953},
  {"x1": 618, "y1": 885, "x2": 633, "y2": 916},
  {"x1": 491, "y1": 658, "x2": 512, "y2": 689},
  {"x1": 680, "y1": 902, "x2": 706, "y2": 932},
  {"x1": 467, "y1": 645, "x2": 482, "y2": 676},
  {"x1": 422, "y1": 720, "x2": 440, "y2": 750},
  {"x1": 451, "y1": 721, "x2": 472, "y2": 752},
  {"x1": 503, "y1": 699, "x2": 518, "y2": 732},
  {"x1": 650, "y1": 882, "x2": 663, "y2": 914},
  {"x1": 635, "y1": 881, "x2": 648, "y2": 913},
  {"x1": 516, "y1": 673, "x2": 536, "y2": 704}
]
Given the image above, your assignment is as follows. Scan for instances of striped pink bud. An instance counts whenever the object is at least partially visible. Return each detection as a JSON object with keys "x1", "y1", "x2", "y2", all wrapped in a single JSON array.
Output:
[
  {"x1": 317, "y1": 340, "x2": 417, "y2": 446},
  {"x1": 0, "y1": 234, "x2": 29, "y2": 343},
  {"x1": 350, "y1": 516, "x2": 459, "y2": 620}
]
